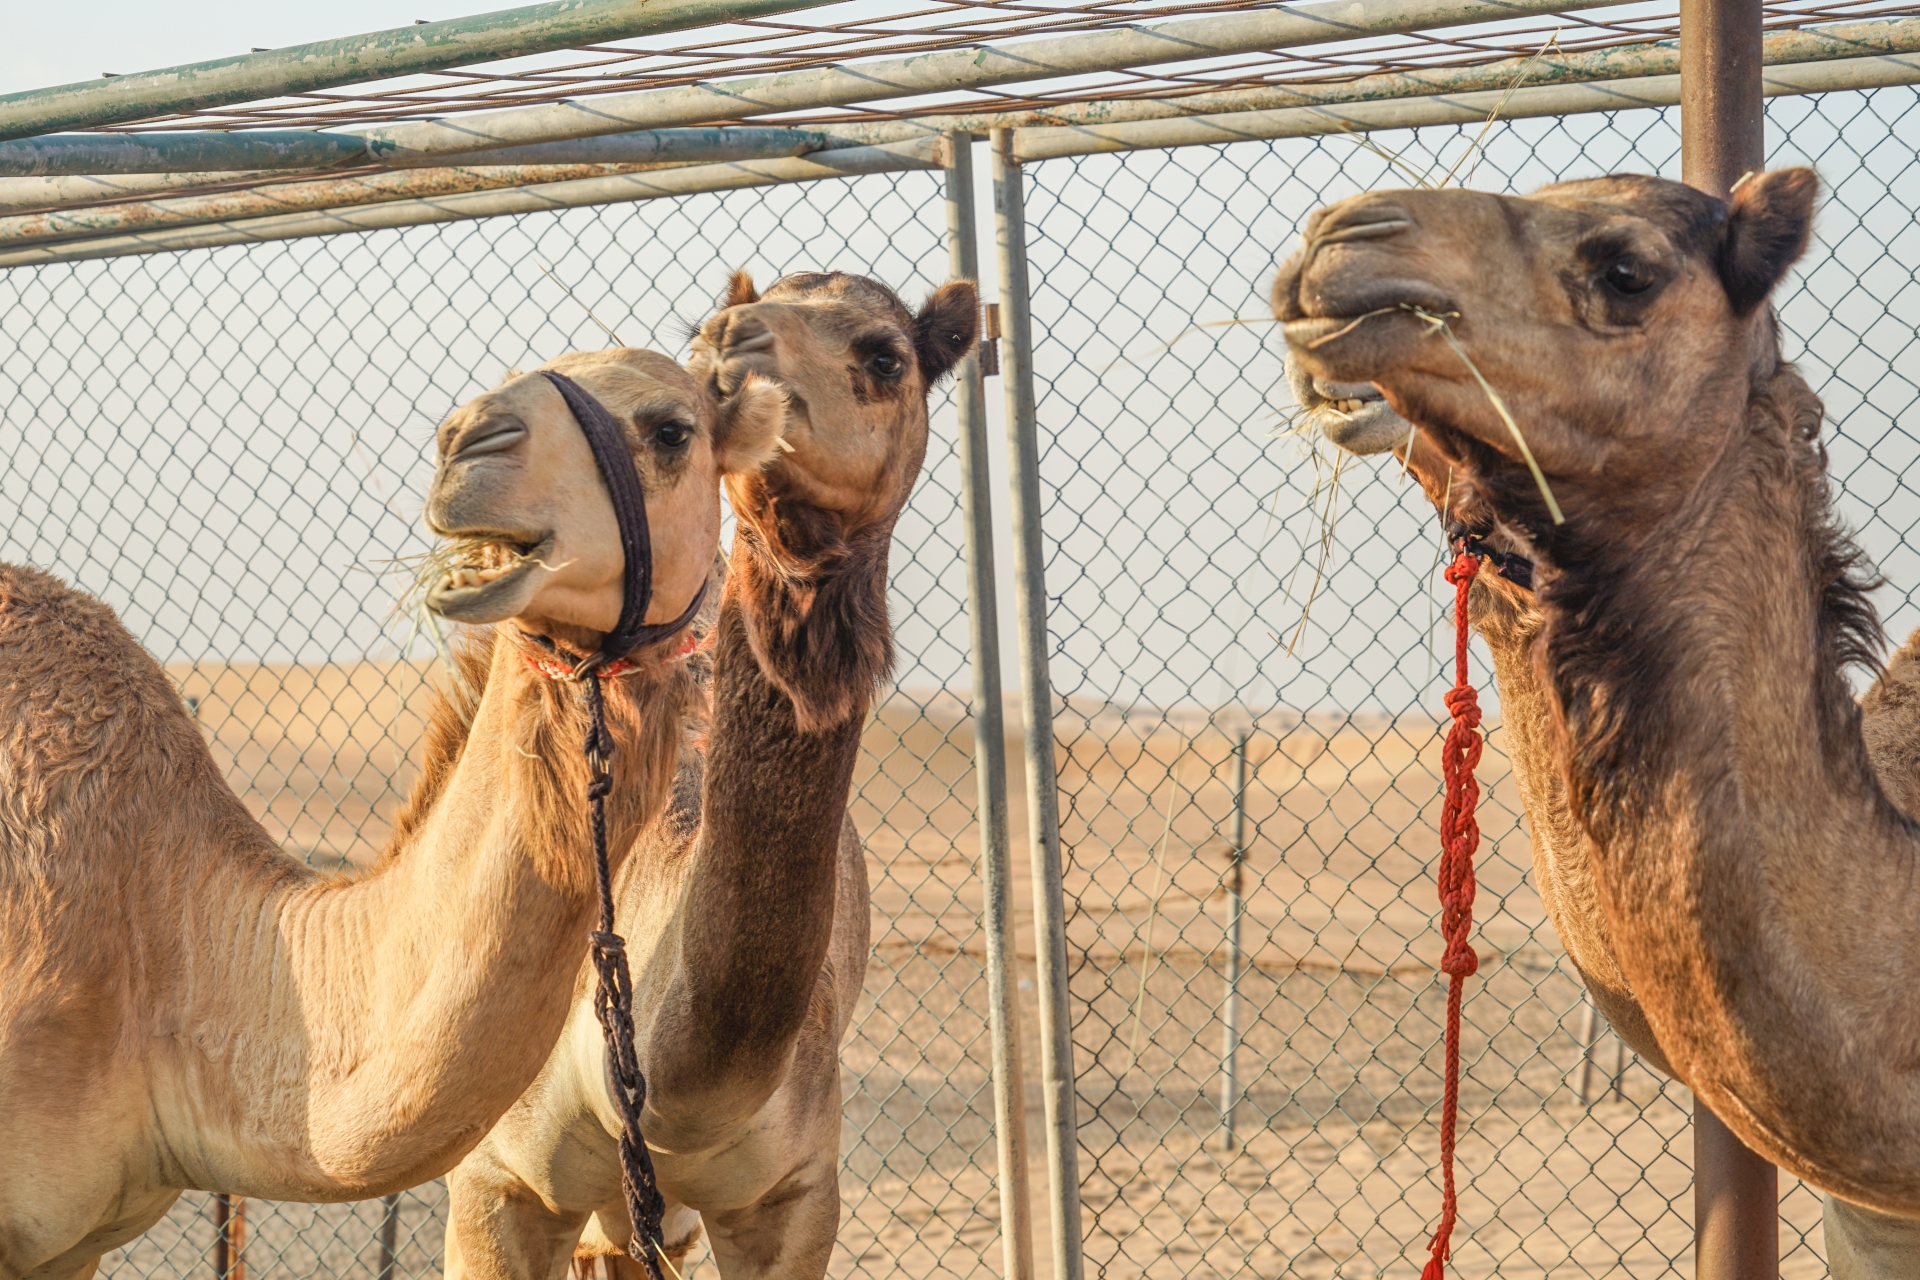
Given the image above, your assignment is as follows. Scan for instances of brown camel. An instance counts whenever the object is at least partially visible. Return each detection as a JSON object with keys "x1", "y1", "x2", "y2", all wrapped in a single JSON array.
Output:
[
  {"x1": 0, "y1": 347, "x2": 782, "y2": 1279},
  {"x1": 1275, "y1": 168, "x2": 1920, "y2": 1265},
  {"x1": 443, "y1": 270, "x2": 978, "y2": 1280},
  {"x1": 1298, "y1": 365, "x2": 1920, "y2": 1275}
]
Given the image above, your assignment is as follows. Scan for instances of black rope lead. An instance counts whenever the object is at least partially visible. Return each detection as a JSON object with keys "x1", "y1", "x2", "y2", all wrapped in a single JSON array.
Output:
[
  {"x1": 535, "y1": 368, "x2": 691, "y2": 1279},
  {"x1": 582, "y1": 673, "x2": 669, "y2": 1280}
]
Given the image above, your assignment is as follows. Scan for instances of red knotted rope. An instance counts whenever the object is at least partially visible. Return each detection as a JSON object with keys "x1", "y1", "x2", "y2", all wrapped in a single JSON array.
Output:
[{"x1": 1423, "y1": 550, "x2": 1484, "y2": 1280}]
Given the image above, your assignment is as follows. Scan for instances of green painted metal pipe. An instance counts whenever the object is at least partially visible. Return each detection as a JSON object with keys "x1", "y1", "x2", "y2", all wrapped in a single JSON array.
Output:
[
  {"x1": 806, "y1": 14, "x2": 1920, "y2": 143},
  {"x1": 9, "y1": 41, "x2": 1919, "y2": 269},
  {"x1": 1007, "y1": 48, "x2": 1920, "y2": 160},
  {"x1": 0, "y1": 128, "x2": 855, "y2": 240},
  {"x1": 343, "y1": 0, "x2": 1648, "y2": 155},
  {"x1": 0, "y1": 163, "x2": 673, "y2": 244},
  {"x1": 0, "y1": 138, "x2": 944, "y2": 267},
  {"x1": 0, "y1": 0, "x2": 831, "y2": 144},
  {"x1": 0, "y1": 132, "x2": 372, "y2": 177},
  {"x1": 0, "y1": 123, "x2": 855, "y2": 179},
  {"x1": 1, "y1": 0, "x2": 1644, "y2": 175},
  {"x1": 13, "y1": 9, "x2": 1916, "y2": 181}
]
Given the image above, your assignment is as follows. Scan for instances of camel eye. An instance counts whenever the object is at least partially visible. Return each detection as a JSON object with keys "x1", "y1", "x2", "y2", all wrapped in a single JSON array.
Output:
[
  {"x1": 1603, "y1": 258, "x2": 1656, "y2": 296},
  {"x1": 871, "y1": 352, "x2": 904, "y2": 378},
  {"x1": 655, "y1": 418, "x2": 693, "y2": 448}
]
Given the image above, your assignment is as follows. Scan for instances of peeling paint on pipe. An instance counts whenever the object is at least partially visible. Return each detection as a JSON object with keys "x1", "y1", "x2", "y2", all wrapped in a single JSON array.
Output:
[
  {"x1": 805, "y1": 15, "x2": 1920, "y2": 144},
  {"x1": 0, "y1": 164, "x2": 683, "y2": 243},
  {"x1": 0, "y1": 0, "x2": 1643, "y2": 177},
  {"x1": 13, "y1": 13, "x2": 1915, "y2": 184},
  {"x1": 1005, "y1": 48, "x2": 1920, "y2": 160},
  {"x1": 0, "y1": 123, "x2": 859, "y2": 179},
  {"x1": 0, "y1": 0, "x2": 830, "y2": 143},
  {"x1": 0, "y1": 138, "x2": 944, "y2": 267},
  {"x1": 9, "y1": 45, "x2": 1917, "y2": 270}
]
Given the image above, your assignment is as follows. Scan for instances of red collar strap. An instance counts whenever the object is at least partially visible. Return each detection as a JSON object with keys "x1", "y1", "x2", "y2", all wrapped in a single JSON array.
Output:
[{"x1": 521, "y1": 628, "x2": 699, "y2": 681}]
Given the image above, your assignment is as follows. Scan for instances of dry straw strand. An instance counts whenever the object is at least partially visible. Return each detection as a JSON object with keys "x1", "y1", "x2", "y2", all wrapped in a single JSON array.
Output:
[
  {"x1": 1122, "y1": 755, "x2": 1188, "y2": 1081},
  {"x1": 1404, "y1": 304, "x2": 1564, "y2": 524},
  {"x1": 535, "y1": 258, "x2": 625, "y2": 348}
]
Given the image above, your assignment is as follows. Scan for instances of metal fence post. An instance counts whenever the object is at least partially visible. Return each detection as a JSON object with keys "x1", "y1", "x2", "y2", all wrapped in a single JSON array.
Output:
[
  {"x1": 947, "y1": 129, "x2": 1037, "y2": 1280},
  {"x1": 212, "y1": 1195, "x2": 245, "y2": 1280},
  {"x1": 377, "y1": 1193, "x2": 401, "y2": 1280},
  {"x1": 1680, "y1": 0, "x2": 1779, "y2": 1273},
  {"x1": 991, "y1": 125, "x2": 1085, "y2": 1280},
  {"x1": 1220, "y1": 731, "x2": 1248, "y2": 1152}
]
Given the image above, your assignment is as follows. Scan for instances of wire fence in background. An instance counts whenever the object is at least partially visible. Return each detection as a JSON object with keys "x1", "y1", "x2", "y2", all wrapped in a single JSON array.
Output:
[{"x1": 1, "y1": 86, "x2": 1915, "y2": 1280}]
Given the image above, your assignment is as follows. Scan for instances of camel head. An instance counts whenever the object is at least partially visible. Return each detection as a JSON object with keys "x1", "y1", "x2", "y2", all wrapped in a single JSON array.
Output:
[
  {"x1": 422, "y1": 347, "x2": 786, "y2": 651},
  {"x1": 1274, "y1": 169, "x2": 1819, "y2": 549},
  {"x1": 688, "y1": 269, "x2": 978, "y2": 537}
]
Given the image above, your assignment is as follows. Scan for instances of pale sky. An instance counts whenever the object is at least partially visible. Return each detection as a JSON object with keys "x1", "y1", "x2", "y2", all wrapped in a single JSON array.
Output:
[{"x1": 1, "y1": 3, "x2": 491, "y2": 97}]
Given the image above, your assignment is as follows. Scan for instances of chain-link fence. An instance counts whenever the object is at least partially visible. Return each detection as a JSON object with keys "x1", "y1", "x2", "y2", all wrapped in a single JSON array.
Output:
[{"x1": 2, "y1": 84, "x2": 1916, "y2": 1280}]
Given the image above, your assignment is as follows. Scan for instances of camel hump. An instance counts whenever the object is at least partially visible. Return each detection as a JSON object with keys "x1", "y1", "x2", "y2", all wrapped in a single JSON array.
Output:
[{"x1": 0, "y1": 562, "x2": 199, "y2": 823}]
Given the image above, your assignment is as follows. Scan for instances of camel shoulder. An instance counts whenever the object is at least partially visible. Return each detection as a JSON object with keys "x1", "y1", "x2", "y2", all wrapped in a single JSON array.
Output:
[{"x1": 1861, "y1": 627, "x2": 1920, "y2": 817}]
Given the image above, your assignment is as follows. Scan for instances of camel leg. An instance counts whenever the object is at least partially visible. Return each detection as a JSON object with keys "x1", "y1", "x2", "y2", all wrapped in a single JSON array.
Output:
[
  {"x1": 697, "y1": 1155, "x2": 840, "y2": 1280},
  {"x1": 444, "y1": 1152, "x2": 590, "y2": 1280},
  {"x1": 1824, "y1": 1196, "x2": 1920, "y2": 1279}
]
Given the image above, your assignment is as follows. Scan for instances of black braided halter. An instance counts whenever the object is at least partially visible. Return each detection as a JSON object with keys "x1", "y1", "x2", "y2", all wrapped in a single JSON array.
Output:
[{"x1": 537, "y1": 368, "x2": 695, "y2": 1279}]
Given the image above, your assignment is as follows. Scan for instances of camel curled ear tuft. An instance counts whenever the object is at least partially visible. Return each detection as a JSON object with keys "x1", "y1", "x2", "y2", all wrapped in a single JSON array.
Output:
[
  {"x1": 914, "y1": 279, "x2": 980, "y2": 384},
  {"x1": 724, "y1": 268, "x2": 760, "y2": 309},
  {"x1": 1718, "y1": 167, "x2": 1818, "y2": 316},
  {"x1": 712, "y1": 371, "x2": 789, "y2": 475}
]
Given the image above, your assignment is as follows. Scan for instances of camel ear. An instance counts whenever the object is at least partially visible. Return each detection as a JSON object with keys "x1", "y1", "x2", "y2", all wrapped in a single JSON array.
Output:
[
  {"x1": 914, "y1": 279, "x2": 979, "y2": 384},
  {"x1": 724, "y1": 269, "x2": 759, "y2": 309},
  {"x1": 712, "y1": 371, "x2": 787, "y2": 475},
  {"x1": 1718, "y1": 168, "x2": 1817, "y2": 315}
]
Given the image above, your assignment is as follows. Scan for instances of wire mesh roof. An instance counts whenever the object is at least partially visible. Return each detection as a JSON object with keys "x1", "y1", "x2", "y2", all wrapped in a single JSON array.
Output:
[{"x1": 98, "y1": 0, "x2": 1920, "y2": 134}]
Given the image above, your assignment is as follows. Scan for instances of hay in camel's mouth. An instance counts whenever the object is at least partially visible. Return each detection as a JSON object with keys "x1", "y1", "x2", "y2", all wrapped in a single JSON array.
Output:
[{"x1": 408, "y1": 533, "x2": 554, "y2": 622}]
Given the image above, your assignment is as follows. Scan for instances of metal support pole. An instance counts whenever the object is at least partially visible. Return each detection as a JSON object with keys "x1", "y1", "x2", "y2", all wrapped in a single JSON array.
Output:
[
  {"x1": 377, "y1": 1193, "x2": 401, "y2": 1280},
  {"x1": 991, "y1": 126, "x2": 1085, "y2": 1280},
  {"x1": 1220, "y1": 731, "x2": 1248, "y2": 1151},
  {"x1": 212, "y1": 1195, "x2": 245, "y2": 1280},
  {"x1": 948, "y1": 129, "x2": 1037, "y2": 1280},
  {"x1": 1679, "y1": 0, "x2": 1778, "y2": 1271},
  {"x1": 1682, "y1": 0, "x2": 1766, "y2": 198},
  {"x1": 1575, "y1": 998, "x2": 1600, "y2": 1106},
  {"x1": 1697, "y1": 1105, "x2": 1780, "y2": 1277}
]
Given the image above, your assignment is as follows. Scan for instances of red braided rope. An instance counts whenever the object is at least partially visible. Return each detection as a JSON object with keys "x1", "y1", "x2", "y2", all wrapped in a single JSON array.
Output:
[{"x1": 1423, "y1": 550, "x2": 1484, "y2": 1280}]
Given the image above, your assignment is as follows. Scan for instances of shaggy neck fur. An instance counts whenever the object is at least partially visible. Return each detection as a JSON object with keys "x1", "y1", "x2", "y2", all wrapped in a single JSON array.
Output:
[
  {"x1": 1530, "y1": 360, "x2": 1920, "y2": 1211},
  {"x1": 640, "y1": 482, "x2": 892, "y2": 1129}
]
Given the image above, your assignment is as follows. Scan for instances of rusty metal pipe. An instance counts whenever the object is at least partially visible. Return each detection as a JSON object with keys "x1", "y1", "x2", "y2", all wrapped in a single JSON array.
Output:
[
  {"x1": 1683, "y1": 0, "x2": 1768, "y2": 198},
  {"x1": 0, "y1": 0, "x2": 830, "y2": 144},
  {"x1": 1696, "y1": 1104, "x2": 1779, "y2": 1277},
  {"x1": 1682, "y1": 0, "x2": 1778, "y2": 1268}
]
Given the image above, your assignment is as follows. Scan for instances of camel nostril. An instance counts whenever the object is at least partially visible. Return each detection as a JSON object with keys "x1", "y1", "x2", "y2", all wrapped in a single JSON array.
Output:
[
  {"x1": 723, "y1": 325, "x2": 776, "y2": 357},
  {"x1": 1307, "y1": 202, "x2": 1416, "y2": 257},
  {"x1": 451, "y1": 422, "x2": 527, "y2": 462}
]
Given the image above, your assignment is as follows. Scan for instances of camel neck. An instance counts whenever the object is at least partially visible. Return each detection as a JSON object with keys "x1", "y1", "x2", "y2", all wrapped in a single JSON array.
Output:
[
  {"x1": 641, "y1": 529, "x2": 883, "y2": 1127},
  {"x1": 169, "y1": 634, "x2": 688, "y2": 1200},
  {"x1": 1532, "y1": 368, "x2": 1920, "y2": 1210}
]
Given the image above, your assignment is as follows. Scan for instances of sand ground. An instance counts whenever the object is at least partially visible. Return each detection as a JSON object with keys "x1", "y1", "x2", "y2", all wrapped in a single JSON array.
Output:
[{"x1": 97, "y1": 664, "x2": 1828, "y2": 1279}]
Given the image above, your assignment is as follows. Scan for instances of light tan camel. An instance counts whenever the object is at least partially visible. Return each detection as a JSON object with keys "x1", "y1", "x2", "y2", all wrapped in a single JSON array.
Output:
[
  {"x1": 0, "y1": 347, "x2": 782, "y2": 1280},
  {"x1": 443, "y1": 271, "x2": 978, "y2": 1280},
  {"x1": 1276, "y1": 168, "x2": 1920, "y2": 1267}
]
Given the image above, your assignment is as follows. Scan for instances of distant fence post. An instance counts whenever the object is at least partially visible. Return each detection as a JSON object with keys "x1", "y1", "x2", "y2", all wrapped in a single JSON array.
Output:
[
  {"x1": 947, "y1": 128, "x2": 1037, "y2": 1280},
  {"x1": 991, "y1": 125, "x2": 1085, "y2": 1280},
  {"x1": 1220, "y1": 730, "x2": 1248, "y2": 1151},
  {"x1": 212, "y1": 1195, "x2": 245, "y2": 1280}
]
